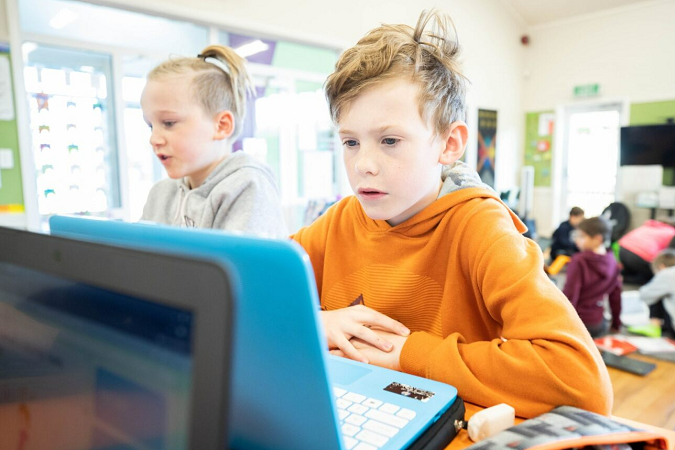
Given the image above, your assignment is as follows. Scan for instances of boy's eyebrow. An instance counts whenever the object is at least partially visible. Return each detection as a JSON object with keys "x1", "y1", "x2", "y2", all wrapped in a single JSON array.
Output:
[{"x1": 338, "y1": 125, "x2": 400, "y2": 136}]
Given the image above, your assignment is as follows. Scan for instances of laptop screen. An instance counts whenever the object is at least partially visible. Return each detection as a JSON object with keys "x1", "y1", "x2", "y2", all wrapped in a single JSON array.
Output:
[{"x1": 0, "y1": 261, "x2": 194, "y2": 450}]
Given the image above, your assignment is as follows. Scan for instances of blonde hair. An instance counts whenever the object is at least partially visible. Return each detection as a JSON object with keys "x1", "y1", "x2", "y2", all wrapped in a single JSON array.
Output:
[
  {"x1": 325, "y1": 9, "x2": 467, "y2": 134},
  {"x1": 148, "y1": 45, "x2": 253, "y2": 139}
]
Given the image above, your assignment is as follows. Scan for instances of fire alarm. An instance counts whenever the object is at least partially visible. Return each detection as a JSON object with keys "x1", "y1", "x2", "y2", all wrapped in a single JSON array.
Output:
[{"x1": 521, "y1": 35, "x2": 530, "y2": 45}]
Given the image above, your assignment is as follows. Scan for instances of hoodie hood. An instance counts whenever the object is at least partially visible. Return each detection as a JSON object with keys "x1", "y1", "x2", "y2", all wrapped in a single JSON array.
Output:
[
  {"x1": 361, "y1": 161, "x2": 525, "y2": 236},
  {"x1": 572, "y1": 251, "x2": 621, "y2": 294},
  {"x1": 439, "y1": 161, "x2": 495, "y2": 197},
  {"x1": 580, "y1": 251, "x2": 620, "y2": 279}
]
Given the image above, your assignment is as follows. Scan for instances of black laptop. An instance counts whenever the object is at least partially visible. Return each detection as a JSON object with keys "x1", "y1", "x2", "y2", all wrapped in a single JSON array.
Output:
[{"x1": 0, "y1": 226, "x2": 236, "y2": 450}]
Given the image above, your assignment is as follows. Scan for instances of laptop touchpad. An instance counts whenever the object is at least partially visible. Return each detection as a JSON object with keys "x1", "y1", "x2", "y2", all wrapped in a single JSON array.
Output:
[{"x1": 328, "y1": 357, "x2": 372, "y2": 385}]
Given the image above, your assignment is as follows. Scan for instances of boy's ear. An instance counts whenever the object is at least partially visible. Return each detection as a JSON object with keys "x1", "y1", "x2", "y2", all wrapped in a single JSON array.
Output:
[
  {"x1": 439, "y1": 121, "x2": 468, "y2": 165},
  {"x1": 214, "y1": 111, "x2": 235, "y2": 140}
]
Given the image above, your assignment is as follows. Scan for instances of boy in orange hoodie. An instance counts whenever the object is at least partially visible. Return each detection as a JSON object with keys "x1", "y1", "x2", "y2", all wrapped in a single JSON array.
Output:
[{"x1": 292, "y1": 10, "x2": 611, "y2": 418}]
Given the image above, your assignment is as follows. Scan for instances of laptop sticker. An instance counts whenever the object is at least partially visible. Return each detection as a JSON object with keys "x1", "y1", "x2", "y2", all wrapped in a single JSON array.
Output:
[{"x1": 384, "y1": 382, "x2": 435, "y2": 402}]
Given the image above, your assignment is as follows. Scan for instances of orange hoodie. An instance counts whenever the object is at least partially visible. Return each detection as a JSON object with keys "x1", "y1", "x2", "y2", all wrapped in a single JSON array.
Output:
[{"x1": 293, "y1": 165, "x2": 612, "y2": 418}]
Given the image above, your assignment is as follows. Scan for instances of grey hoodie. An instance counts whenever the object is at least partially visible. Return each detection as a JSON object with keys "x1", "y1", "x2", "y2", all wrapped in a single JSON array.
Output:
[{"x1": 141, "y1": 152, "x2": 288, "y2": 237}]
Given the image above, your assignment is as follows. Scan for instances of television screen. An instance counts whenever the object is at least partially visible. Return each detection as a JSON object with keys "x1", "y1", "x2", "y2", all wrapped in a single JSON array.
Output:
[{"x1": 620, "y1": 124, "x2": 675, "y2": 166}]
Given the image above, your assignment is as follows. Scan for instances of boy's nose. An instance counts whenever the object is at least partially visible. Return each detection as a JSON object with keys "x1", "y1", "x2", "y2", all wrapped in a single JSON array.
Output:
[{"x1": 354, "y1": 146, "x2": 379, "y2": 177}]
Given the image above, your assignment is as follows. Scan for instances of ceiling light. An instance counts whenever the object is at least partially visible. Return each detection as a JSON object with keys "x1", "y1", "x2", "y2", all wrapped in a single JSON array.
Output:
[{"x1": 235, "y1": 40, "x2": 269, "y2": 58}]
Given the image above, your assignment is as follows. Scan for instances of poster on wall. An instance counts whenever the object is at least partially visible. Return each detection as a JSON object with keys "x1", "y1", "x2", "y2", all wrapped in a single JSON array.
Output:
[
  {"x1": 524, "y1": 111, "x2": 554, "y2": 187},
  {"x1": 477, "y1": 109, "x2": 497, "y2": 188}
]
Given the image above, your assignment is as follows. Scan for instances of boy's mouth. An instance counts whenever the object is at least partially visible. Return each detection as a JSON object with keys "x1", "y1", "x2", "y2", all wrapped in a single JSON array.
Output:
[
  {"x1": 157, "y1": 154, "x2": 172, "y2": 163},
  {"x1": 358, "y1": 188, "x2": 387, "y2": 200}
]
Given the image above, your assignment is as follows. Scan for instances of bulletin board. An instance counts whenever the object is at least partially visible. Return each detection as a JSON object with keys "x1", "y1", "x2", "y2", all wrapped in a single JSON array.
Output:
[
  {"x1": 524, "y1": 111, "x2": 554, "y2": 187},
  {"x1": 0, "y1": 47, "x2": 25, "y2": 212}
]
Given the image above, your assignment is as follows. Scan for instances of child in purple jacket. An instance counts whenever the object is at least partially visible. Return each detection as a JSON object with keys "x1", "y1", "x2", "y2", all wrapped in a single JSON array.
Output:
[{"x1": 563, "y1": 217, "x2": 622, "y2": 337}]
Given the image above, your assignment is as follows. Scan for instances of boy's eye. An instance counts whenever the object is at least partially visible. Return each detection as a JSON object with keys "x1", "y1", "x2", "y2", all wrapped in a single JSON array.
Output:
[
  {"x1": 163, "y1": 121, "x2": 176, "y2": 128},
  {"x1": 382, "y1": 138, "x2": 399, "y2": 146},
  {"x1": 343, "y1": 139, "x2": 359, "y2": 148}
]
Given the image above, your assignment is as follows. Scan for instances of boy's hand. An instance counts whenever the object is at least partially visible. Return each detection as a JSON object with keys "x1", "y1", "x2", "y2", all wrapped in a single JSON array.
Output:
[
  {"x1": 321, "y1": 305, "x2": 409, "y2": 364},
  {"x1": 330, "y1": 329, "x2": 408, "y2": 371}
]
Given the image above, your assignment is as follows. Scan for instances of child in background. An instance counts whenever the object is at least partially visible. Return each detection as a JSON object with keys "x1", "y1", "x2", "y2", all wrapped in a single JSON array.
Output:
[
  {"x1": 639, "y1": 249, "x2": 675, "y2": 338},
  {"x1": 618, "y1": 218, "x2": 675, "y2": 285},
  {"x1": 140, "y1": 45, "x2": 287, "y2": 237},
  {"x1": 293, "y1": 10, "x2": 611, "y2": 418},
  {"x1": 563, "y1": 217, "x2": 622, "y2": 338},
  {"x1": 550, "y1": 206, "x2": 585, "y2": 261}
]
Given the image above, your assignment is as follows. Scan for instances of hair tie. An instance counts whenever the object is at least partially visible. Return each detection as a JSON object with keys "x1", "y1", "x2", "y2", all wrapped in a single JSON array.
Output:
[{"x1": 198, "y1": 54, "x2": 231, "y2": 76}]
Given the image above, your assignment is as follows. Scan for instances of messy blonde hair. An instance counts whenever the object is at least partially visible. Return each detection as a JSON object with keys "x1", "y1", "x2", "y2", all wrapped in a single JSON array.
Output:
[
  {"x1": 325, "y1": 9, "x2": 467, "y2": 134},
  {"x1": 148, "y1": 45, "x2": 253, "y2": 139}
]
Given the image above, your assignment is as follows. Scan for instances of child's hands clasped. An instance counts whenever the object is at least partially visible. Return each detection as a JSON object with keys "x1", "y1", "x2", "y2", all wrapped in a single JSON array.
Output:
[{"x1": 321, "y1": 305, "x2": 410, "y2": 368}]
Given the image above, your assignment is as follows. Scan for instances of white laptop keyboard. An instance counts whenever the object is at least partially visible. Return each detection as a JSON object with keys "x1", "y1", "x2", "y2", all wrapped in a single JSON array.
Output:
[{"x1": 333, "y1": 386, "x2": 416, "y2": 450}]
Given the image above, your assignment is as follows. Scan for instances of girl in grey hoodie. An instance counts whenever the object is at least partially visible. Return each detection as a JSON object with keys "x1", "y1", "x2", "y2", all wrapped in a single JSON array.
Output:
[{"x1": 139, "y1": 44, "x2": 287, "y2": 237}]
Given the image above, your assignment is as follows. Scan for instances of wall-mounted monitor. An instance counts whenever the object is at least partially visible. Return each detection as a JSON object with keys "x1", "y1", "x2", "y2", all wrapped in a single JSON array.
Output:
[{"x1": 620, "y1": 124, "x2": 675, "y2": 167}]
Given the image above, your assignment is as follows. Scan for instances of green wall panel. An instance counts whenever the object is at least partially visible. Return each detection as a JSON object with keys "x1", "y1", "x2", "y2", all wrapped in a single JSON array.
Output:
[{"x1": 0, "y1": 50, "x2": 24, "y2": 208}]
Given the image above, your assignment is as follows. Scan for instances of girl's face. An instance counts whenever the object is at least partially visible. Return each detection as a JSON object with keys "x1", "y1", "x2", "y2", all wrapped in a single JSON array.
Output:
[{"x1": 141, "y1": 74, "x2": 228, "y2": 188}]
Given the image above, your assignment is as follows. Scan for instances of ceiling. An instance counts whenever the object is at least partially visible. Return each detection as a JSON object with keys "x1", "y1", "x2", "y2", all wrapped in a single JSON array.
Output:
[{"x1": 503, "y1": 0, "x2": 658, "y2": 27}]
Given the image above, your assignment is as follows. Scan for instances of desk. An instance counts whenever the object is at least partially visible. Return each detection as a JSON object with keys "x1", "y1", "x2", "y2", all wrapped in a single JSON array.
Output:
[
  {"x1": 444, "y1": 401, "x2": 675, "y2": 450},
  {"x1": 608, "y1": 353, "x2": 675, "y2": 429}
]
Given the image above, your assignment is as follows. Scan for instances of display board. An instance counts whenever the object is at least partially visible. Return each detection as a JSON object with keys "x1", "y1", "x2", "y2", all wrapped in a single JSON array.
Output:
[
  {"x1": 0, "y1": 47, "x2": 25, "y2": 212},
  {"x1": 524, "y1": 110, "x2": 555, "y2": 187}
]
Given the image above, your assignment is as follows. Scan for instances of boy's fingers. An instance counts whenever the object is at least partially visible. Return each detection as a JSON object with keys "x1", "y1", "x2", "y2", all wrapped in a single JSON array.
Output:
[
  {"x1": 330, "y1": 349, "x2": 346, "y2": 357},
  {"x1": 360, "y1": 310, "x2": 410, "y2": 336},
  {"x1": 336, "y1": 336, "x2": 369, "y2": 364},
  {"x1": 349, "y1": 324, "x2": 393, "y2": 352}
]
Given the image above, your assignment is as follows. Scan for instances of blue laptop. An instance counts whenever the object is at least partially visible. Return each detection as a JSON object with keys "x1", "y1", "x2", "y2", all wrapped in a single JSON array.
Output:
[{"x1": 50, "y1": 216, "x2": 461, "y2": 450}]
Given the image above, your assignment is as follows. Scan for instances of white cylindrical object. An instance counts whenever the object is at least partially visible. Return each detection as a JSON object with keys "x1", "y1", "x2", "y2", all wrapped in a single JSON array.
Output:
[{"x1": 467, "y1": 403, "x2": 516, "y2": 442}]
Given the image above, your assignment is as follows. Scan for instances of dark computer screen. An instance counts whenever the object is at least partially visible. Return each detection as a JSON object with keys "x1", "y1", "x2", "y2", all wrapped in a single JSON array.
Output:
[
  {"x1": 0, "y1": 261, "x2": 194, "y2": 450},
  {"x1": 620, "y1": 124, "x2": 675, "y2": 167}
]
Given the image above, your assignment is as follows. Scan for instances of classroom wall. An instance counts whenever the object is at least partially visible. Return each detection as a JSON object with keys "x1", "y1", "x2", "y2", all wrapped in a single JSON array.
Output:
[
  {"x1": 0, "y1": 0, "x2": 8, "y2": 42},
  {"x1": 98, "y1": 0, "x2": 527, "y2": 192},
  {"x1": 522, "y1": 0, "x2": 675, "y2": 235},
  {"x1": 523, "y1": 0, "x2": 675, "y2": 111}
]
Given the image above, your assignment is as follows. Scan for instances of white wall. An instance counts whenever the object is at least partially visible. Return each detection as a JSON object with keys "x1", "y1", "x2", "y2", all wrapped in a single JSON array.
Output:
[
  {"x1": 522, "y1": 0, "x2": 675, "y2": 235},
  {"x1": 99, "y1": 0, "x2": 527, "y2": 192},
  {"x1": 524, "y1": 0, "x2": 675, "y2": 111}
]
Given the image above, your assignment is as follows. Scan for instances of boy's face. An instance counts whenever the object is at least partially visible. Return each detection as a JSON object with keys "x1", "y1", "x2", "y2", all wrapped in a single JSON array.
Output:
[
  {"x1": 338, "y1": 79, "x2": 462, "y2": 226},
  {"x1": 141, "y1": 74, "x2": 227, "y2": 188},
  {"x1": 573, "y1": 230, "x2": 603, "y2": 252}
]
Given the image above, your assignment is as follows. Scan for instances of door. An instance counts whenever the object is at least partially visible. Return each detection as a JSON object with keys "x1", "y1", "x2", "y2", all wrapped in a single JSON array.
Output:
[{"x1": 560, "y1": 103, "x2": 623, "y2": 219}]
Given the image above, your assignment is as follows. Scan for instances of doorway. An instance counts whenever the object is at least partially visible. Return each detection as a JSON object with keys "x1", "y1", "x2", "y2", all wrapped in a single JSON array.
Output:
[{"x1": 559, "y1": 103, "x2": 624, "y2": 220}]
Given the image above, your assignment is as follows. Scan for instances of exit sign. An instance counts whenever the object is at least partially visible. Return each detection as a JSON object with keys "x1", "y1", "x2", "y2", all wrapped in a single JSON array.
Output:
[{"x1": 573, "y1": 83, "x2": 600, "y2": 98}]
